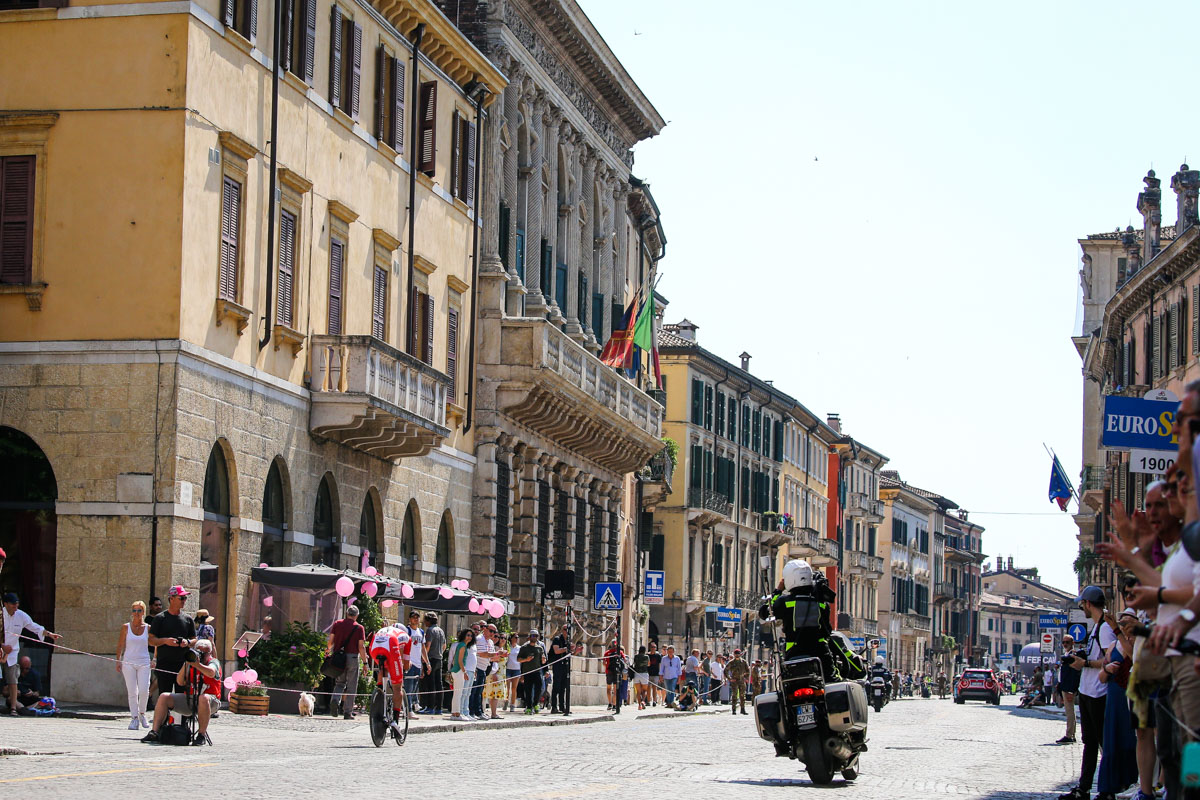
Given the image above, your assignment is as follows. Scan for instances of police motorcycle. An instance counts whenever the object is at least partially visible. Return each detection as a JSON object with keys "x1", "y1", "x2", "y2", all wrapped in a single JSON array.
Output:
[
  {"x1": 752, "y1": 558, "x2": 870, "y2": 785},
  {"x1": 869, "y1": 674, "x2": 888, "y2": 712}
]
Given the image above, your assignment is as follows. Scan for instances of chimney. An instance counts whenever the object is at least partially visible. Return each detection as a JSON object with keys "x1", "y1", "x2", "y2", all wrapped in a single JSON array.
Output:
[
  {"x1": 1138, "y1": 169, "x2": 1162, "y2": 261},
  {"x1": 739, "y1": 351, "x2": 751, "y2": 371},
  {"x1": 673, "y1": 318, "x2": 698, "y2": 342},
  {"x1": 1173, "y1": 163, "x2": 1200, "y2": 234},
  {"x1": 826, "y1": 413, "x2": 841, "y2": 432}
]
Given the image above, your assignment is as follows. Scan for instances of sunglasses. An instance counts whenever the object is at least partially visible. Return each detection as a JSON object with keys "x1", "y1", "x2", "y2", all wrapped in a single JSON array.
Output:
[{"x1": 131, "y1": 609, "x2": 144, "y2": 614}]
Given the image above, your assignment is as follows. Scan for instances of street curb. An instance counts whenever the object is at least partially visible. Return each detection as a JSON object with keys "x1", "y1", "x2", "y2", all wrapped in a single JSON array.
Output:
[
  {"x1": 636, "y1": 708, "x2": 727, "y2": 721},
  {"x1": 56, "y1": 711, "x2": 123, "y2": 721},
  {"x1": 405, "y1": 713, "x2": 614, "y2": 734}
]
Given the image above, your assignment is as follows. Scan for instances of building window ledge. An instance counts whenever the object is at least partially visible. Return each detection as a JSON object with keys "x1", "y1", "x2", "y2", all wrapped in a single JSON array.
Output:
[
  {"x1": 215, "y1": 297, "x2": 252, "y2": 334},
  {"x1": 281, "y1": 70, "x2": 309, "y2": 97},
  {"x1": 332, "y1": 107, "x2": 356, "y2": 133},
  {"x1": 0, "y1": 282, "x2": 48, "y2": 310},
  {"x1": 224, "y1": 26, "x2": 254, "y2": 56},
  {"x1": 446, "y1": 401, "x2": 466, "y2": 428},
  {"x1": 273, "y1": 323, "x2": 305, "y2": 356},
  {"x1": 0, "y1": 7, "x2": 57, "y2": 22}
]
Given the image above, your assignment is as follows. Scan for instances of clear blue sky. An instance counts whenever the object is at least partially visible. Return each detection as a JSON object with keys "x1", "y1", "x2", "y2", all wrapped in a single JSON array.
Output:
[{"x1": 578, "y1": 0, "x2": 1200, "y2": 592}]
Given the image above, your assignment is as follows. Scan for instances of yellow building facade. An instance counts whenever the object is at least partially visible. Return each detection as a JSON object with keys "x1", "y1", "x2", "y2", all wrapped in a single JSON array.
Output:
[{"x1": 0, "y1": 0, "x2": 504, "y2": 702}]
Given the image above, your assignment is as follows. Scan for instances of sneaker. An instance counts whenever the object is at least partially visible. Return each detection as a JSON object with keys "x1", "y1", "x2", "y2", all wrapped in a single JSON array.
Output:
[
  {"x1": 140, "y1": 730, "x2": 160, "y2": 744},
  {"x1": 1056, "y1": 735, "x2": 1077, "y2": 744},
  {"x1": 1058, "y1": 789, "x2": 1086, "y2": 800},
  {"x1": 524, "y1": 708, "x2": 532, "y2": 716},
  {"x1": 1115, "y1": 786, "x2": 1139, "y2": 800},
  {"x1": 139, "y1": 713, "x2": 149, "y2": 729},
  {"x1": 128, "y1": 719, "x2": 140, "y2": 730}
]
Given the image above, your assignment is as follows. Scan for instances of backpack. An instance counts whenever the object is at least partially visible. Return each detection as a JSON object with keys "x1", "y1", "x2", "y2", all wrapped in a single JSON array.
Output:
[{"x1": 159, "y1": 722, "x2": 193, "y2": 746}]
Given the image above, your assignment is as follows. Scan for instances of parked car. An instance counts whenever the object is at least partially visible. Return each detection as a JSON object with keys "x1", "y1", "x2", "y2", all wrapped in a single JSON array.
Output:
[{"x1": 954, "y1": 668, "x2": 1001, "y2": 705}]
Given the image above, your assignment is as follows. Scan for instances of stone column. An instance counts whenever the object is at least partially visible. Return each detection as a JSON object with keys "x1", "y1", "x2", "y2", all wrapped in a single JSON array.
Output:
[
  {"x1": 509, "y1": 445, "x2": 539, "y2": 619},
  {"x1": 541, "y1": 108, "x2": 563, "y2": 324},
  {"x1": 590, "y1": 167, "x2": 612, "y2": 350},
  {"x1": 1138, "y1": 169, "x2": 1162, "y2": 262},
  {"x1": 611, "y1": 181, "x2": 629, "y2": 322},
  {"x1": 471, "y1": 427, "x2": 501, "y2": 591},
  {"x1": 523, "y1": 91, "x2": 547, "y2": 316},
  {"x1": 572, "y1": 147, "x2": 595, "y2": 345},
  {"x1": 562, "y1": 139, "x2": 584, "y2": 340}
]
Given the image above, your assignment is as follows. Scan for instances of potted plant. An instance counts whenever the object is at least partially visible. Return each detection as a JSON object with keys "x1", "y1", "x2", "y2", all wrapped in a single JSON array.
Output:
[
  {"x1": 248, "y1": 621, "x2": 328, "y2": 714},
  {"x1": 229, "y1": 680, "x2": 269, "y2": 715}
]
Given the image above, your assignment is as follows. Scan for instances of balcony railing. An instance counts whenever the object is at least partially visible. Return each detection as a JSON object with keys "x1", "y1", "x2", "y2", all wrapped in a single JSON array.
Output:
[
  {"x1": 851, "y1": 616, "x2": 879, "y2": 636},
  {"x1": 643, "y1": 446, "x2": 674, "y2": 485},
  {"x1": 702, "y1": 581, "x2": 727, "y2": 604},
  {"x1": 1081, "y1": 465, "x2": 1106, "y2": 493},
  {"x1": 935, "y1": 581, "x2": 954, "y2": 600},
  {"x1": 861, "y1": 554, "x2": 883, "y2": 575},
  {"x1": 735, "y1": 588, "x2": 762, "y2": 610},
  {"x1": 903, "y1": 613, "x2": 932, "y2": 632},
  {"x1": 309, "y1": 335, "x2": 450, "y2": 459},
  {"x1": 688, "y1": 487, "x2": 732, "y2": 517},
  {"x1": 845, "y1": 493, "x2": 884, "y2": 519}
]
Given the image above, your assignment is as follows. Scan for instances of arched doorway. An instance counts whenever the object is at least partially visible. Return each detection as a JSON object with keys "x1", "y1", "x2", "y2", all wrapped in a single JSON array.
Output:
[
  {"x1": 434, "y1": 511, "x2": 453, "y2": 580},
  {"x1": 0, "y1": 427, "x2": 57, "y2": 683},
  {"x1": 358, "y1": 491, "x2": 381, "y2": 570},
  {"x1": 313, "y1": 475, "x2": 338, "y2": 567},
  {"x1": 400, "y1": 502, "x2": 418, "y2": 580},
  {"x1": 260, "y1": 460, "x2": 287, "y2": 567},
  {"x1": 201, "y1": 443, "x2": 234, "y2": 656}
]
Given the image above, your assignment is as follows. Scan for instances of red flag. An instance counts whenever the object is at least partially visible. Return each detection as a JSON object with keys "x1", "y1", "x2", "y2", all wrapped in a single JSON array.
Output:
[{"x1": 600, "y1": 294, "x2": 638, "y2": 366}]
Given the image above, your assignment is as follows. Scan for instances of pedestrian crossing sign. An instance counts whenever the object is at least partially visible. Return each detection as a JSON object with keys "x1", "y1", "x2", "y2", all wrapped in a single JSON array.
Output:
[{"x1": 594, "y1": 582, "x2": 623, "y2": 611}]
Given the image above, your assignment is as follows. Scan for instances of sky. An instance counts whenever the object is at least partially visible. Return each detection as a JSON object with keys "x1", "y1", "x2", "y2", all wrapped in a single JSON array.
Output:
[{"x1": 577, "y1": 0, "x2": 1200, "y2": 592}]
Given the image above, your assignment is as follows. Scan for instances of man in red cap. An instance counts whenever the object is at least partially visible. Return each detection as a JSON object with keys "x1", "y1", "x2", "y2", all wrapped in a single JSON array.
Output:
[{"x1": 148, "y1": 586, "x2": 197, "y2": 701}]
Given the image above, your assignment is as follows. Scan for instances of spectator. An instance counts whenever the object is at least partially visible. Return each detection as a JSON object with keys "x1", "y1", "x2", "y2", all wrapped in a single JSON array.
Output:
[
  {"x1": 144, "y1": 594, "x2": 165, "y2": 709},
  {"x1": 727, "y1": 649, "x2": 750, "y2": 714},
  {"x1": 676, "y1": 680, "x2": 699, "y2": 712},
  {"x1": 194, "y1": 609, "x2": 216, "y2": 647},
  {"x1": 116, "y1": 599, "x2": 152, "y2": 730},
  {"x1": 1094, "y1": 609, "x2": 1138, "y2": 800},
  {"x1": 1058, "y1": 586, "x2": 1116, "y2": 800},
  {"x1": 448, "y1": 628, "x2": 475, "y2": 720},
  {"x1": 517, "y1": 630, "x2": 545, "y2": 714},
  {"x1": 1042, "y1": 664, "x2": 1056, "y2": 705},
  {"x1": 1056, "y1": 634, "x2": 1080, "y2": 744},
  {"x1": 750, "y1": 660, "x2": 763, "y2": 698},
  {"x1": 709, "y1": 653, "x2": 726, "y2": 704},
  {"x1": 684, "y1": 648, "x2": 701, "y2": 693},
  {"x1": 326, "y1": 604, "x2": 367, "y2": 719},
  {"x1": 404, "y1": 611, "x2": 424, "y2": 719},
  {"x1": 550, "y1": 624, "x2": 572, "y2": 715},
  {"x1": 421, "y1": 613, "x2": 446, "y2": 715},
  {"x1": 486, "y1": 628, "x2": 507, "y2": 719},
  {"x1": 2, "y1": 592, "x2": 58, "y2": 716},
  {"x1": 467, "y1": 622, "x2": 487, "y2": 720},
  {"x1": 148, "y1": 596, "x2": 163, "y2": 620},
  {"x1": 15, "y1": 656, "x2": 40, "y2": 708},
  {"x1": 699, "y1": 650, "x2": 712, "y2": 704},
  {"x1": 505, "y1": 632, "x2": 521, "y2": 712},
  {"x1": 661, "y1": 645, "x2": 682, "y2": 708},
  {"x1": 147, "y1": 585, "x2": 197, "y2": 713},
  {"x1": 646, "y1": 641, "x2": 662, "y2": 707},
  {"x1": 141, "y1": 638, "x2": 221, "y2": 746},
  {"x1": 603, "y1": 639, "x2": 624, "y2": 713},
  {"x1": 631, "y1": 645, "x2": 650, "y2": 710}
]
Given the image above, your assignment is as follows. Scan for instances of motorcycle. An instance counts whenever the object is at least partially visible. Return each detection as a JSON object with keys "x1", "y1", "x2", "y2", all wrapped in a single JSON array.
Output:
[{"x1": 869, "y1": 676, "x2": 887, "y2": 712}]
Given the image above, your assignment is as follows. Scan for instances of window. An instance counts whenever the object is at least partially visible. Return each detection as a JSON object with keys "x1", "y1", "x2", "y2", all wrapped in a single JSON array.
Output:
[
  {"x1": 449, "y1": 111, "x2": 476, "y2": 205},
  {"x1": 260, "y1": 460, "x2": 286, "y2": 567},
  {"x1": 358, "y1": 495, "x2": 378, "y2": 568},
  {"x1": 494, "y1": 460, "x2": 510, "y2": 577},
  {"x1": 374, "y1": 44, "x2": 405, "y2": 151},
  {"x1": 417, "y1": 80, "x2": 437, "y2": 176},
  {"x1": 690, "y1": 379, "x2": 703, "y2": 425},
  {"x1": 410, "y1": 286, "x2": 434, "y2": 364},
  {"x1": 221, "y1": 0, "x2": 257, "y2": 42},
  {"x1": 283, "y1": 0, "x2": 317, "y2": 82},
  {"x1": 446, "y1": 307, "x2": 459, "y2": 400},
  {"x1": 400, "y1": 504, "x2": 417, "y2": 580},
  {"x1": 0, "y1": 156, "x2": 35, "y2": 286},
  {"x1": 715, "y1": 390, "x2": 725, "y2": 437},
  {"x1": 277, "y1": 209, "x2": 297, "y2": 327},
  {"x1": 219, "y1": 175, "x2": 242, "y2": 301},
  {"x1": 313, "y1": 476, "x2": 337, "y2": 567},
  {"x1": 329, "y1": 7, "x2": 362, "y2": 119},
  {"x1": 328, "y1": 234, "x2": 345, "y2": 334},
  {"x1": 371, "y1": 265, "x2": 387, "y2": 340},
  {"x1": 987, "y1": 618, "x2": 993, "y2": 631},
  {"x1": 728, "y1": 397, "x2": 737, "y2": 441},
  {"x1": 703, "y1": 384, "x2": 713, "y2": 430}
]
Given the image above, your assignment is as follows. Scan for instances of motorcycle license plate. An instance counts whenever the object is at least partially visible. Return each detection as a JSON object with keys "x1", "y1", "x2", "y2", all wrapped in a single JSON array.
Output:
[
  {"x1": 796, "y1": 704, "x2": 816, "y2": 728},
  {"x1": 873, "y1": 689, "x2": 882, "y2": 696}
]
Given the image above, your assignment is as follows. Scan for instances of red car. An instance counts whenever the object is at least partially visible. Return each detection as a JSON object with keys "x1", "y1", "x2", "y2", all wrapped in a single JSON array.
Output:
[{"x1": 955, "y1": 668, "x2": 1001, "y2": 705}]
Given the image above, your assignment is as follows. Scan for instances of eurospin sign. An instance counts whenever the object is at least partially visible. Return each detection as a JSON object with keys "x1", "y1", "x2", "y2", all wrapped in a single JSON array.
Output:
[{"x1": 1102, "y1": 394, "x2": 1178, "y2": 451}]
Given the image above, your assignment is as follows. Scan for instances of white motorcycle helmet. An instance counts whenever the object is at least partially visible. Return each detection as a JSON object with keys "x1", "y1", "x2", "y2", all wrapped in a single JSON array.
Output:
[
  {"x1": 875, "y1": 655, "x2": 885, "y2": 665},
  {"x1": 781, "y1": 559, "x2": 814, "y2": 591}
]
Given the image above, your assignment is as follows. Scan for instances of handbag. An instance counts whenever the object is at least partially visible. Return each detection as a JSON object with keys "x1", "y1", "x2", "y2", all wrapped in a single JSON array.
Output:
[{"x1": 320, "y1": 624, "x2": 354, "y2": 678}]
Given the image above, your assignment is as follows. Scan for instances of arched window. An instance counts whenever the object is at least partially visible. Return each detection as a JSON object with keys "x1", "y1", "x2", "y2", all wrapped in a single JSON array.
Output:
[
  {"x1": 260, "y1": 460, "x2": 286, "y2": 567},
  {"x1": 201, "y1": 443, "x2": 232, "y2": 656},
  {"x1": 434, "y1": 512, "x2": 453, "y2": 580},
  {"x1": 359, "y1": 494, "x2": 378, "y2": 569},
  {"x1": 400, "y1": 503, "x2": 418, "y2": 580},
  {"x1": 313, "y1": 476, "x2": 337, "y2": 567}
]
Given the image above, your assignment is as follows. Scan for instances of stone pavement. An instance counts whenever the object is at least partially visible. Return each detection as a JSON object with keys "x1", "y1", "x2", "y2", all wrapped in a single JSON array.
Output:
[{"x1": 0, "y1": 694, "x2": 1080, "y2": 799}]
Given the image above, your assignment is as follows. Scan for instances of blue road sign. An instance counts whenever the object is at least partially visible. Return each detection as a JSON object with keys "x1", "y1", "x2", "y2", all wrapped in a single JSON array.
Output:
[
  {"x1": 1067, "y1": 623, "x2": 1087, "y2": 644},
  {"x1": 848, "y1": 636, "x2": 866, "y2": 651},
  {"x1": 594, "y1": 582, "x2": 623, "y2": 611},
  {"x1": 1039, "y1": 614, "x2": 1068, "y2": 629},
  {"x1": 716, "y1": 607, "x2": 743, "y2": 625},
  {"x1": 877, "y1": 636, "x2": 887, "y2": 657},
  {"x1": 644, "y1": 571, "x2": 664, "y2": 605}
]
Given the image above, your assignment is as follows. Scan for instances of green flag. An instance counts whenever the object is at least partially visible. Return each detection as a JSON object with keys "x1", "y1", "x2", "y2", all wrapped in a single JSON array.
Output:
[{"x1": 632, "y1": 291, "x2": 654, "y2": 352}]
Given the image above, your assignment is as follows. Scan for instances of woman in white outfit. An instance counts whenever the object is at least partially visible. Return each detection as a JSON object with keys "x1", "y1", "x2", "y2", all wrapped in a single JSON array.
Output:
[{"x1": 115, "y1": 600, "x2": 152, "y2": 730}]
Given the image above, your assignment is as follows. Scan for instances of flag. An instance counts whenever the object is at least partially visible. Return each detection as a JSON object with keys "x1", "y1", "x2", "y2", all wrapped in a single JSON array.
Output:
[
  {"x1": 1048, "y1": 455, "x2": 1074, "y2": 511},
  {"x1": 651, "y1": 346, "x2": 662, "y2": 389},
  {"x1": 632, "y1": 289, "x2": 655, "y2": 352},
  {"x1": 600, "y1": 295, "x2": 637, "y2": 367}
]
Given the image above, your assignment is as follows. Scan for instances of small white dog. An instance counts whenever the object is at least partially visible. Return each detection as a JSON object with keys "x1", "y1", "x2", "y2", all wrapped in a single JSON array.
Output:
[{"x1": 298, "y1": 692, "x2": 315, "y2": 717}]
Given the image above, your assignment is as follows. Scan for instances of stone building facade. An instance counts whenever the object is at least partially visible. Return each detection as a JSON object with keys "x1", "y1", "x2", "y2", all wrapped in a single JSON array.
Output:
[
  {"x1": 828, "y1": 421, "x2": 887, "y2": 645},
  {"x1": 0, "y1": 0, "x2": 504, "y2": 703}
]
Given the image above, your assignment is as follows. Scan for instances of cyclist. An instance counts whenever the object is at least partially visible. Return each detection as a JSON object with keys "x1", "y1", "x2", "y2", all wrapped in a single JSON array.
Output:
[{"x1": 369, "y1": 623, "x2": 412, "y2": 725}]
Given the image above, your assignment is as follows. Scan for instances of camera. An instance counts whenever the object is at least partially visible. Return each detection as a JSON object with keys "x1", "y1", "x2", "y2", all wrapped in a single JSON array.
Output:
[
  {"x1": 1061, "y1": 649, "x2": 1085, "y2": 665},
  {"x1": 183, "y1": 647, "x2": 200, "y2": 664}
]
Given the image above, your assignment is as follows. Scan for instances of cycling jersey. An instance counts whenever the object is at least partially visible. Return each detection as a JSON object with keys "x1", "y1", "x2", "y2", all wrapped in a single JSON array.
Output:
[{"x1": 370, "y1": 625, "x2": 412, "y2": 685}]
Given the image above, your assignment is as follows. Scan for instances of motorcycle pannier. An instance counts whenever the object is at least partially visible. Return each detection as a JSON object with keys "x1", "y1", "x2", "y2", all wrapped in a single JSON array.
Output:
[
  {"x1": 753, "y1": 691, "x2": 786, "y2": 744},
  {"x1": 823, "y1": 681, "x2": 868, "y2": 733}
]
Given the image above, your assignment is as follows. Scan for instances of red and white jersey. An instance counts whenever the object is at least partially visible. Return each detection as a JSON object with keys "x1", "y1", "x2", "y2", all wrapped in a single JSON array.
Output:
[{"x1": 370, "y1": 625, "x2": 411, "y2": 657}]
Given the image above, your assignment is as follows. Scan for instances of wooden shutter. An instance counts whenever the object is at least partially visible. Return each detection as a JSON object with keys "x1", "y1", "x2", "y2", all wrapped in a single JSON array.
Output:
[
  {"x1": 328, "y1": 237, "x2": 344, "y2": 335},
  {"x1": 277, "y1": 209, "x2": 296, "y2": 327},
  {"x1": 1180, "y1": 294, "x2": 1189, "y2": 367},
  {"x1": 349, "y1": 23, "x2": 362, "y2": 119},
  {"x1": 464, "y1": 119, "x2": 477, "y2": 207},
  {"x1": 1169, "y1": 304, "x2": 1179, "y2": 370},
  {"x1": 302, "y1": 0, "x2": 317, "y2": 82},
  {"x1": 1121, "y1": 340, "x2": 1130, "y2": 386},
  {"x1": 446, "y1": 307, "x2": 459, "y2": 399},
  {"x1": 1151, "y1": 316, "x2": 1160, "y2": 381},
  {"x1": 221, "y1": 0, "x2": 235, "y2": 29},
  {"x1": 1128, "y1": 335, "x2": 1136, "y2": 386},
  {"x1": 423, "y1": 291, "x2": 434, "y2": 365},
  {"x1": 329, "y1": 6, "x2": 343, "y2": 110},
  {"x1": 246, "y1": 0, "x2": 257, "y2": 40},
  {"x1": 691, "y1": 379, "x2": 702, "y2": 424},
  {"x1": 418, "y1": 81, "x2": 436, "y2": 176},
  {"x1": 218, "y1": 175, "x2": 240, "y2": 301},
  {"x1": 371, "y1": 265, "x2": 387, "y2": 340},
  {"x1": 0, "y1": 156, "x2": 35, "y2": 285},
  {"x1": 391, "y1": 56, "x2": 405, "y2": 151},
  {"x1": 374, "y1": 44, "x2": 387, "y2": 141},
  {"x1": 450, "y1": 110, "x2": 461, "y2": 198}
]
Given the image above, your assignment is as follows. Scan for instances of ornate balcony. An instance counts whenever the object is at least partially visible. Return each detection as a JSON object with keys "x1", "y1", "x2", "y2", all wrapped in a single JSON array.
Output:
[
  {"x1": 861, "y1": 554, "x2": 883, "y2": 577},
  {"x1": 934, "y1": 581, "x2": 954, "y2": 602},
  {"x1": 787, "y1": 526, "x2": 822, "y2": 560},
  {"x1": 702, "y1": 581, "x2": 727, "y2": 604},
  {"x1": 641, "y1": 446, "x2": 675, "y2": 508},
  {"x1": 309, "y1": 336, "x2": 450, "y2": 460},
  {"x1": 735, "y1": 588, "x2": 762, "y2": 610},
  {"x1": 494, "y1": 318, "x2": 664, "y2": 474},
  {"x1": 814, "y1": 536, "x2": 839, "y2": 567},
  {"x1": 845, "y1": 492, "x2": 884, "y2": 523},
  {"x1": 851, "y1": 617, "x2": 879, "y2": 636},
  {"x1": 688, "y1": 487, "x2": 732, "y2": 525},
  {"x1": 844, "y1": 550, "x2": 863, "y2": 573},
  {"x1": 901, "y1": 613, "x2": 932, "y2": 633}
]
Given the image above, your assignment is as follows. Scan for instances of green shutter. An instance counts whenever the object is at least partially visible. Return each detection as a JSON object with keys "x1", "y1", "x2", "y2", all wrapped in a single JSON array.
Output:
[{"x1": 691, "y1": 379, "x2": 703, "y2": 424}]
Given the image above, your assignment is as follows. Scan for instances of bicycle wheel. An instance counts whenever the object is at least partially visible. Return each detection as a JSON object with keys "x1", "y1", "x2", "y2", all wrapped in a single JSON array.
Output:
[
  {"x1": 393, "y1": 693, "x2": 409, "y2": 746},
  {"x1": 369, "y1": 687, "x2": 387, "y2": 748}
]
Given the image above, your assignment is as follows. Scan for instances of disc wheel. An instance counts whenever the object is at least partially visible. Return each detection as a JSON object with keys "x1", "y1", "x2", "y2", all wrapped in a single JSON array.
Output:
[
  {"x1": 369, "y1": 688, "x2": 388, "y2": 748},
  {"x1": 803, "y1": 733, "x2": 833, "y2": 785}
]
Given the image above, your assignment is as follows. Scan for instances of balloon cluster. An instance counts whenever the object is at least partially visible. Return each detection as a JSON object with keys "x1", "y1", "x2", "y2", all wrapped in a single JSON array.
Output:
[{"x1": 222, "y1": 667, "x2": 260, "y2": 691}]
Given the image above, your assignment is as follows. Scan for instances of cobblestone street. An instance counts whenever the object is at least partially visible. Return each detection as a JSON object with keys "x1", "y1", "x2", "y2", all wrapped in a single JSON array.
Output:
[{"x1": 0, "y1": 696, "x2": 1078, "y2": 798}]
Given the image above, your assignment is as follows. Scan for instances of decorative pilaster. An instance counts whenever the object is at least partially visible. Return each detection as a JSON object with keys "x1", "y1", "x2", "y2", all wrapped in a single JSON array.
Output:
[
  {"x1": 523, "y1": 91, "x2": 547, "y2": 316},
  {"x1": 567, "y1": 146, "x2": 595, "y2": 344},
  {"x1": 502, "y1": 73, "x2": 525, "y2": 316},
  {"x1": 541, "y1": 108, "x2": 563, "y2": 323},
  {"x1": 470, "y1": 428, "x2": 501, "y2": 591},
  {"x1": 595, "y1": 169, "x2": 615, "y2": 347},
  {"x1": 509, "y1": 446, "x2": 540, "y2": 614},
  {"x1": 613, "y1": 182, "x2": 630, "y2": 309}
]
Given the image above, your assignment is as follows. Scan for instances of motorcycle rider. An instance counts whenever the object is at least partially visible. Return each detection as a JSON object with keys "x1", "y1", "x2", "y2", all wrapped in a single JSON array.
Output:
[
  {"x1": 868, "y1": 656, "x2": 892, "y2": 701},
  {"x1": 758, "y1": 559, "x2": 840, "y2": 681}
]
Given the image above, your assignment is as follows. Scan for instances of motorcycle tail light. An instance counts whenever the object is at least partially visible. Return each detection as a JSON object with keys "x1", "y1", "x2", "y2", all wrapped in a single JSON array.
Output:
[{"x1": 792, "y1": 687, "x2": 824, "y2": 699}]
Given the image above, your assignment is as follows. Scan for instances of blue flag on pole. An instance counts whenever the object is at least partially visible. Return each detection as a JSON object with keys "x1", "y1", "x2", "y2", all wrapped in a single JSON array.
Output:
[{"x1": 1048, "y1": 455, "x2": 1073, "y2": 512}]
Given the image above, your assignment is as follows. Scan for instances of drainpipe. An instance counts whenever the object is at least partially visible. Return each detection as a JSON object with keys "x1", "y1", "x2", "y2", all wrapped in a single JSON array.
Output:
[
  {"x1": 258, "y1": 0, "x2": 283, "y2": 350},
  {"x1": 404, "y1": 24, "x2": 426, "y2": 355},
  {"x1": 462, "y1": 78, "x2": 488, "y2": 433}
]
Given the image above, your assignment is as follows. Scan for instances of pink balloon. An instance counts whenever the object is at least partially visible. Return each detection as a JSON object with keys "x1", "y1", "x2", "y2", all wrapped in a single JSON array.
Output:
[
  {"x1": 488, "y1": 602, "x2": 504, "y2": 619},
  {"x1": 335, "y1": 576, "x2": 354, "y2": 597},
  {"x1": 401, "y1": 584, "x2": 415, "y2": 599},
  {"x1": 381, "y1": 599, "x2": 395, "y2": 608},
  {"x1": 363, "y1": 582, "x2": 378, "y2": 598},
  {"x1": 223, "y1": 677, "x2": 236, "y2": 690},
  {"x1": 244, "y1": 669, "x2": 258, "y2": 682},
  {"x1": 231, "y1": 670, "x2": 246, "y2": 683},
  {"x1": 457, "y1": 580, "x2": 469, "y2": 590},
  {"x1": 237, "y1": 648, "x2": 248, "y2": 658},
  {"x1": 364, "y1": 566, "x2": 378, "y2": 577},
  {"x1": 263, "y1": 595, "x2": 273, "y2": 607},
  {"x1": 438, "y1": 587, "x2": 453, "y2": 599},
  {"x1": 258, "y1": 562, "x2": 268, "y2": 568},
  {"x1": 468, "y1": 598, "x2": 480, "y2": 613},
  {"x1": 451, "y1": 579, "x2": 465, "y2": 590}
]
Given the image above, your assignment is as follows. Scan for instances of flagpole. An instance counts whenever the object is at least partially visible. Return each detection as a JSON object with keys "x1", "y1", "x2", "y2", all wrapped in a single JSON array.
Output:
[{"x1": 1043, "y1": 442, "x2": 1080, "y2": 505}]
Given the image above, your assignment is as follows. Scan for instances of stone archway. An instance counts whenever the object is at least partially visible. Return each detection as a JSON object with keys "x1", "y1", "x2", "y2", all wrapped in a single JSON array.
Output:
[{"x1": 0, "y1": 426, "x2": 57, "y2": 683}]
